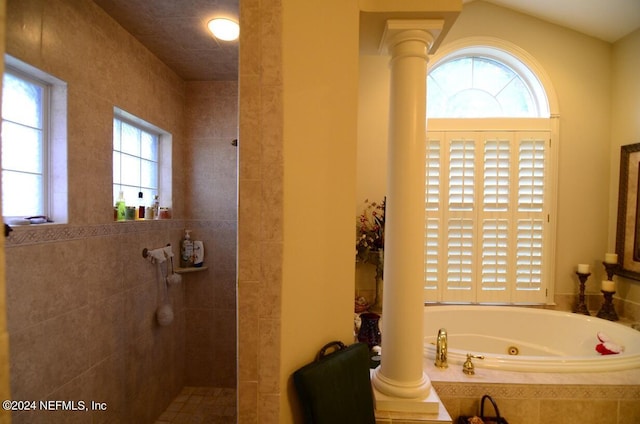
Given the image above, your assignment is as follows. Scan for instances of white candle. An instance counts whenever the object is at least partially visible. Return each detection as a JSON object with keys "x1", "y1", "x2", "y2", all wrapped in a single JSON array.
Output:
[
  {"x1": 577, "y1": 263, "x2": 590, "y2": 274},
  {"x1": 601, "y1": 280, "x2": 615, "y2": 292},
  {"x1": 604, "y1": 253, "x2": 618, "y2": 264}
]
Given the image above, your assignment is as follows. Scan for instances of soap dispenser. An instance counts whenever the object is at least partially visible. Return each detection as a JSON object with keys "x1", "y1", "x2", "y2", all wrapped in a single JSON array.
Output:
[
  {"x1": 193, "y1": 240, "x2": 204, "y2": 267},
  {"x1": 180, "y1": 229, "x2": 194, "y2": 268},
  {"x1": 115, "y1": 191, "x2": 126, "y2": 221}
]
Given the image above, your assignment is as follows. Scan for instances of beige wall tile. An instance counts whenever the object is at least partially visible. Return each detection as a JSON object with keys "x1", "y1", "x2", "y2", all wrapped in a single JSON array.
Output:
[
  {"x1": 238, "y1": 0, "x2": 283, "y2": 420},
  {"x1": 487, "y1": 398, "x2": 539, "y2": 424},
  {"x1": 258, "y1": 318, "x2": 281, "y2": 394},
  {"x1": 4, "y1": 0, "x2": 190, "y2": 418},
  {"x1": 238, "y1": 283, "x2": 260, "y2": 381},
  {"x1": 182, "y1": 80, "x2": 238, "y2": 388},
  {"x1": 619, "y1": 399, "x2": 640, "y2": 424},
  {"x1": 540, "y1": 399, "x2": 617, "y2": 424},
  {"x1": 88, "y1": 292, "x2": 126, "y2": 364},
  {"x1": 239, "y1": 381, "x2": 259, "y2": 424},
  {"x1": 5, "y1": 240, "x2": 89, "y2": 332},
  {"x1": 260, "y1": 242, "x2": 283, "y2": 320},
  {"x1": 0, "y1": 331, "x2": 11, "y2": 424},
  {"x1": 258, "y1": 393, "x2": 281, "y2": 424}
]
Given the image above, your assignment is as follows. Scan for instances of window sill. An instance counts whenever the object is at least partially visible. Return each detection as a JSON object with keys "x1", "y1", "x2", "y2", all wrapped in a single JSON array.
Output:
[{"x1": 5, "y1": 219, "x2": 67, "y2": 227}]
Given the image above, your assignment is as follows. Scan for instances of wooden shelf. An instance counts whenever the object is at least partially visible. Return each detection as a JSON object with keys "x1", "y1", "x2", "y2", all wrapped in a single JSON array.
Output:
[{"x1": 175, "y1": 266, "x2": 208, "y2": 274}]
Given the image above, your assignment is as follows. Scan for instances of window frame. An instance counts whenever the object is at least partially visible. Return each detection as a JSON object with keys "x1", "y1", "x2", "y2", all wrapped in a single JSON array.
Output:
[
  {"x1": 1, "y1": 55, "x2": 67, "y2": 224},
  {"x1": 2, "y1": 68, "x2": 49, "y2": 218},
  {"x1": 112, "y1": 107, "x2": 172, "y2": 217},
  {"x1": 424, "y1": 39, "x2": 559, "y2": 305},
  {"x1": 428, "y1": 41, "x2": 552, "y2": 119}
]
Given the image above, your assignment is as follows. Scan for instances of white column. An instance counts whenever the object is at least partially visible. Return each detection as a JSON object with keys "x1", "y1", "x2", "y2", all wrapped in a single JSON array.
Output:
[{"x1": 371, "y1": 20, "x2": 443, "y2": 412}]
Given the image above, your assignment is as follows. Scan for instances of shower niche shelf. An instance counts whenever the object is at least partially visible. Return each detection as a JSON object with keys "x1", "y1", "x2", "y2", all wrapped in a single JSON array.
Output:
[{"x1": 175, "y1": 266, "x2": 208, "y2": 274}]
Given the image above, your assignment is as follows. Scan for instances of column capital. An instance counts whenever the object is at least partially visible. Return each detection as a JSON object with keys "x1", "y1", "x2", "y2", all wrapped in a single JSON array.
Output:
[{"x1": 379, "y1": 19, "x2": 444, "y2": 56}]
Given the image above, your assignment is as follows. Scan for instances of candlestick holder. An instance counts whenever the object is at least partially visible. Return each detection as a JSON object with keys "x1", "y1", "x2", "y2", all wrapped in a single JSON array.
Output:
[
  {"x1": 602, "y1": 262, "x2": 618, "y2": 280},
  {"x1": 596, "y1": 290, "x2": 619, "y2": 321},
  {"x1": 573, "y1": 272, "x2": 591, "y2": 315}
]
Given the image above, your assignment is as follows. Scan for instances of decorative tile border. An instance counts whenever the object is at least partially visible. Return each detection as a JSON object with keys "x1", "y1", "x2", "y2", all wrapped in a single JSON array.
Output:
[
  {"x1": 2, "y1": 219, "x2": 238, "y2": 247},
  {"x1": 432, "y1": 382, "x2": 640, "y2": 400}
]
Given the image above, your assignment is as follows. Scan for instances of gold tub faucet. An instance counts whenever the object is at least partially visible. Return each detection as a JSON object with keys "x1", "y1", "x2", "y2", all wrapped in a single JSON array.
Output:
[{"x1": 435, "y1": 328, "x2": 448, "y2": 369}]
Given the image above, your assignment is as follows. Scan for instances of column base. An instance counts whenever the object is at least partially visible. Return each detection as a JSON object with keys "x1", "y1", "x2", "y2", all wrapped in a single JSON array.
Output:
[
  {"x1": 371, "y1": 369, "x2": 439, "y2": 414},
  {"x1": 371, "y1": 376, "x2": 447, "y2": 421}
]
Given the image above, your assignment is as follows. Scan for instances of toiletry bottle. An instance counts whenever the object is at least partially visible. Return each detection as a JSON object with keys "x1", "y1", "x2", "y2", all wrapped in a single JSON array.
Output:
[
  {"x1": 116, "y1": 191, "x2": 126, "y2": 221},
  {"x1": 137, "y1": 191, "x2": 145, "y2": 219},
  {"x1": 152, "y1": 195, "x2": 160, "y2": 219},
  {"x1": 180, "y1": 230, "x2": 194, "y2": 268}
]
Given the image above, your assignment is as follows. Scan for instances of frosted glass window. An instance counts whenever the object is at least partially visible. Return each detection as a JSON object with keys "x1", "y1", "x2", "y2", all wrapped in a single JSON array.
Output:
[
  {"x1": 1, "y1": 72, "x2": 46, "y2": 217},
  {"x1": 428, "y1": 56, "x2": 537, "y2": 118},
  {"x1": 2, "y1": 57, "x2": 68, "y2": 223},
  {"x1": 113, "y1": 117, "x2": 159, "y2": 211},
  {"x1": 2, "y1": 73, "x2": 42, "y2": 127}
]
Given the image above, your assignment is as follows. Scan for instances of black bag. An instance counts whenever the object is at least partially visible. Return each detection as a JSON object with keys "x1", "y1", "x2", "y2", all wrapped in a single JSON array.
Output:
[
  {"x1": 293, "y1": 341, "x2": 376, "y2": 424},
  {"x1": 457, "y1": 394, "x2": 508, "y2": 424}
]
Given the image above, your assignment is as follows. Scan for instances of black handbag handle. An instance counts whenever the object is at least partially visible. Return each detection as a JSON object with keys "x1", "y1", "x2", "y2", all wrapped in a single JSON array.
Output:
[
  {"x1": 480, "y1": 395, "x2": 502, "y2": 420},
  {"x1": 315, "y1": 341, "x2": 346, "y2": 361}
]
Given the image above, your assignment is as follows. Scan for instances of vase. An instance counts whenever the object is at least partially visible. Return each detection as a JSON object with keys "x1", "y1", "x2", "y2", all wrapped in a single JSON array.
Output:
[
  {"x1": 357, "y1": 312, "x2": 381, "y2": 350},
  {"x1": 370, "y1": 249, "x2": 383, "y2": 313}
]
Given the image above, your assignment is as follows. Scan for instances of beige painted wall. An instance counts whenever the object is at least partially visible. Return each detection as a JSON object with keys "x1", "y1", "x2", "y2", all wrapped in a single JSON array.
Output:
[
  {"x1": 357, "y1": 0, "x2": 619, "y2": 304},
  {"x1": 357, "y1": 54, "x2": 390, "y2": 209},
  {"x1": 280, "y1": 0, "x2": 360, "y2": 421},
  {"x1": 237, "y1": 0, "x2": 360, "y2": 418},
  {"x1": 609, "y1": 28, "x2": 640, "y2": 310}
]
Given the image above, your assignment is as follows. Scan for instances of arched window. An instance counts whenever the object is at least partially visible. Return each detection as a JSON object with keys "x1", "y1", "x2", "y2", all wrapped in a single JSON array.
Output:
[
  {"x1": 427, "y1": 45, "x2": 551, "y2": 118},
  {"x1": 424, "y1": 42, "x2": 557, "y2": 305}
]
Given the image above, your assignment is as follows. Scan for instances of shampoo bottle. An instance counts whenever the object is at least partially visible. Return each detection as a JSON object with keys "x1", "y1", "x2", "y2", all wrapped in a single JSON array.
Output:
[
  {"x1": 116, "y1": 191, "x2": 126, "y2": 221},
  {"x1": 152, "y1": 195, "x2": 160, "y2": 219},
  {"x1": 180, "y1": 230, "x2": 194, "y2": 268},
  {"x1": 137, "y1": 191, "x2": 145, "y2": 219}
]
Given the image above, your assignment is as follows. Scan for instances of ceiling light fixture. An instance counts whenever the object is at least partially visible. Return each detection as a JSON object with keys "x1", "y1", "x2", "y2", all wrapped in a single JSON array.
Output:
[{"x1": 208, "y1": 18, "x2": 240, "y2": 41}]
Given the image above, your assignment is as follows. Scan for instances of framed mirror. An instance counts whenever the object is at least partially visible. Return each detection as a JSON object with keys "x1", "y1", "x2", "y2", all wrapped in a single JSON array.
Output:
[{"x1": 615, "y1": 142, "x2": 640, "y2": 280}]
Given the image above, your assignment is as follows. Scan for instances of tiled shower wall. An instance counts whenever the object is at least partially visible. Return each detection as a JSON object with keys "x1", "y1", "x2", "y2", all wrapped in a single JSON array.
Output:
[
  {"x1": 4, "y1": 0, "x2": 238, "y2": 422},
  {"x1": 6, "y1": 223, "x2": 187, "y2": 423},
  {"x1": 237, "y1": 0, "x2": 285, "y2": 421},
  {"x1": 183, "y1": 81, "x2": 238, "y2": 388},
  {"x1": 5, "y1": 0, "x2": 187, "y2": 421}
]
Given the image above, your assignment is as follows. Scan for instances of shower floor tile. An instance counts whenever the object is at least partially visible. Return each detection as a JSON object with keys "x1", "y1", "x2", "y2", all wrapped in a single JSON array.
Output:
[{"x1": 155, "y1": 386, "x2": 236, "y2": 424}]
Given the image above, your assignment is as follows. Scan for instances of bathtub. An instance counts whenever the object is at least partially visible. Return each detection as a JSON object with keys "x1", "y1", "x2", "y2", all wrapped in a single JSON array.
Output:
[{"x1": 423, "y1": 305, "x2": 640, "y2": 372}]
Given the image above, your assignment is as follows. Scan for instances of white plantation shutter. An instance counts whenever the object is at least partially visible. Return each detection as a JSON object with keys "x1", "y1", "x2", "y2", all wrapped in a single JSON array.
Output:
[
  {"x1": 426, "y1": 139, "x2": 441, "y2": 211},
  {"x1": 446, "y1": 218, "x2": 475, "y2": 302},
  {"x1": 425, "y1": 138, "x2": 442, "y2": 297},
  {"x1": 483, "y1": 139, "x2": 510, "y2": 211},
  {"x1": 425, "y1": 218, "x2": 439, "y2": 291},
  {"x1": 424, "y1": 129, "x2": 554, "y2": 304},
  {"x1": 481, "y1": 219, "x2": 509, "y2": 290},
  {"x1": 516, "y1": 219, "x2": 543, "y2": 290},
  {"x1": 448, "y1": 139, "x2": 475, "y2": 211},
  {"x1": 513, "y1": 136, "x2": 547, "y2": 301},
  {"x1": 518, "y1": 139, "x2": 545, "y2": 211},
  {"x1": 445, "y1": 134, "x2": 478, "y2": 302}
]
